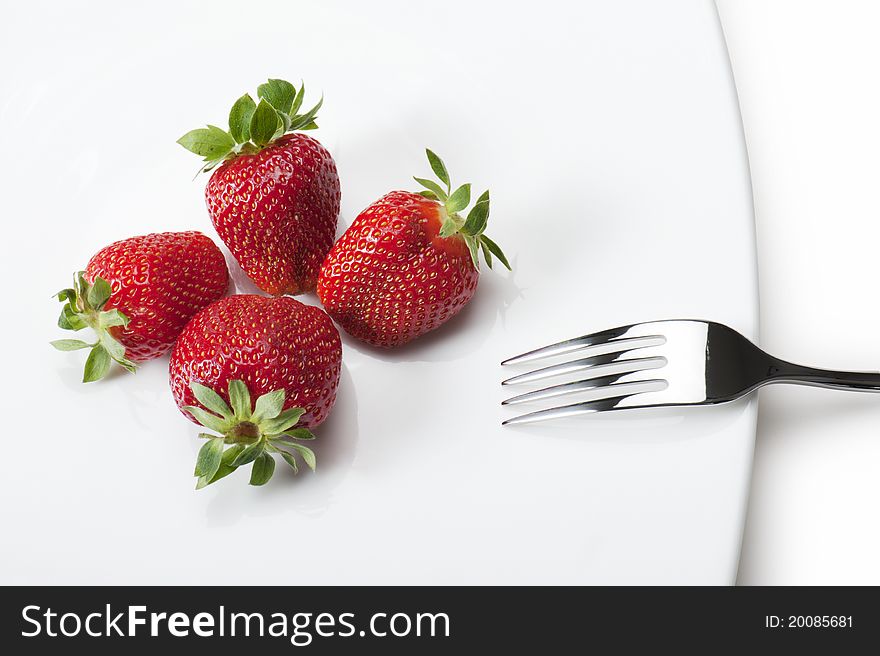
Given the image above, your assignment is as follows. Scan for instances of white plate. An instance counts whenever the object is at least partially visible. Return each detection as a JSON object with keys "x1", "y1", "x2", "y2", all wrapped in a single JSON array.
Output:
[{"x1": 1, "y1": 0, "x2": 756, "y2": 584}]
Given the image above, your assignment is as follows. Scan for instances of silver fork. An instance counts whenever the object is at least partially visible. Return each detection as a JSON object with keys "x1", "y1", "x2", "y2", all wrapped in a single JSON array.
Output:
[{"x1": 501, "y1": 319, "x2": 880, "y2": 426}]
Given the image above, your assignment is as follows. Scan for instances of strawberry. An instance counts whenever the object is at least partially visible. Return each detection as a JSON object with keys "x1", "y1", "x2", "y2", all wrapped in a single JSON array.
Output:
[
  {"x1": 168, "y1": 295, "x2": 342, "y2": 488},
  {"x1": 52, "y1": 231, "x2": 229, "y2": 382},
  {"x1": 317, "y1": 149, "x2": 510, "y2": 348},
  {"x1": 177, "y1": 78, "x2": 340, "y2": 295}
]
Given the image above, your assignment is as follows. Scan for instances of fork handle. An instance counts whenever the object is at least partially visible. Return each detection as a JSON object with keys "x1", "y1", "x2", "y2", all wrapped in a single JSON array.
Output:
[{"x1": 767, "y1": 359, "x2": 880, "y2": 392}]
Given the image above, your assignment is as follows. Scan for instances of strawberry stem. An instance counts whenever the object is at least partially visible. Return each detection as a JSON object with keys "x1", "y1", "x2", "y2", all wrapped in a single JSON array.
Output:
[
  {"x1": 185, "y1": 380, "x2": 317, "y2": 489},
  {"x1": 177, "y1": 78, "x2": 323, "y2": 175},
  {"x1": 413, "y1": 149, "x2": 512, "y2": 272},
  {"x1": 51, "y1": 272, "x2": 137, "y2": 382}
]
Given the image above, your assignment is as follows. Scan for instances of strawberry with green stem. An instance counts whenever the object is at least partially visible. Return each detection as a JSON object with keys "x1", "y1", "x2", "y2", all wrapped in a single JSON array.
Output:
[
  {"x1": 415, "y1": 148, "x2": 509, "y2": 270},
  {"x1": 169, "y1": 294, "x2": 341, "y2": 429},
  {"x1": 169, "y1": 293, "x2": 340, "y2": 488},
  {"x1": 52, "y1": 231, "x2": 229, "y2": 382},
  {"x1": 317, "y1": 149, "x2": 511, "y2": 347},
  {"x1": 188, "y1": 380, "x2": 317, "y2": 489},
  {"x1": 177, "y1": 78, "x2": 323, "y2": 175},
  {"x1": 178, "y1": 78, "x2": 340, "y2": 295},
  {"x1": 184, "y1": 380, "x2": 315, "y2": 490},
  {"x1": 53, "y1": 273, "x2": 136, "y2": 381}
]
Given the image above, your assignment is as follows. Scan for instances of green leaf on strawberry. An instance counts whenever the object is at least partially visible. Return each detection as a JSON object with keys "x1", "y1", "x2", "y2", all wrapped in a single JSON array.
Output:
[
  {"x1": 479, "y1": 234, "x2": 511, "y2": 270},
  {"x1": 276, "y1": 448, "x2": 300, "y2": 474},
  {"x1": 177, "y1": 78, "x2": 323, "y2": 175},
  {"x1": 228, "y1": 93, "x2": 256, "y2": 143},
  {"x1": 276, "y1": 428, "x2": 316, "y2": 442},
  {"x1": 49, "y1": 339, "x2": 93, "y2": 351},
  {"x1": 249, "y1": 453, "x2": 276, "y2": 486},
  {"x1": 282, "y1": 442, "x2": 316, "y2": 471},
  {"x1": 230, "y1": 441, "x2": 263, "y2": 467},
  {"x1": 287, "y1": 96, "x2": 323, "y2": 131},
  {"x1": 290, "y1": 83, "x2": 306, "y2": 115},
  {"x1": 261, "y1": 407, "x2": 305, "y2": 435},
  {"x1": 425, "y1": 149, "x2": 450, "y2": 191},
  {"x1": 184, "y1": 380, "x2": 318, "y2": 489},
  {"x1": 196, "y1": 445, "x2": 243, "y2": 490},
  {"x1": 194, "y1": 437, "x2": 225, "y2": 479},
  {"x1": 414, "y1": 150, "x2": 511, "y2": 271},
  {"x1": 479, "y1": 238, "x2": 494, "y2": 268},
  {"x1": 252, "y1": 389, "x2": 286, "y2": 422},
  {"x1": 100, "y1": 308, "x2": 129, "y2": 328},
  {"x1": 258, "y1": 79, "x2": 296, "y2": 115},
  {"x1": 446, "y1": 183, "x2": 471, "y2": 213},
  {"x1": 176, "y1": 125, "x2": 236, "y2": 160},
  {"x1": 51, "y1": 271, "x2": 138, "y2": 382},
  {"x1": 83, "y1": 345, "x2": 111, "y2": 383},
  {"x1": 192, "y1": 383, "x2": 233, "y2": 418},
  {"x1": 461, "y1": 190, "x2": 490, "y2": 235},
  {"x1": 250, "y1": 98, "x2": 281, "y2": 147},
  {"x1": 228, "y1": 379, "x2": 251, "y2": 419},
  {"x1": 87, "y1": 276, "x2": 111, "y2": 309},
  {"x1": 414, "y1": 177, "x2": 448, "y2": 201}
]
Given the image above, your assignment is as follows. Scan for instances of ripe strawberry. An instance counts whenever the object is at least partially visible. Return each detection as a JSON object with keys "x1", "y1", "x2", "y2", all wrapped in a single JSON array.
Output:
[
  {"x1": 169, "y1": 295, "x2": 341, "y2": 428},
  {"x1": 317, "y1": 149, "x2": 510, "y2": 347},
  {"x1": 169, "y1": 295, "x2": 342, "y2": 488},
  {"x1": 52, "y1": 231, "x2": 229, "y2": 382},
  {"x1": 177, "y1": 78, "x2": 340, "y2": 295}
]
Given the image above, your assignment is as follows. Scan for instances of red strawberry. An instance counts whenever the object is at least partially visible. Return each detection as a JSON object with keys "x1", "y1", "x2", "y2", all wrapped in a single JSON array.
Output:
[
  {"x1": 317, "y1": 149, "x2": 510, "y2": 347},
  {"x1": 177, "y1": 79, "x2": 340, "y2": 295},
  {"x1": 52, "y1": 231, "x2": 229, "y2": 382},
  {"x1": 170, "y1": 294, "x2": 341, "y2": 428},
  {"x1": 169, "y1": 295, "x2": 342, "y2": 488}
]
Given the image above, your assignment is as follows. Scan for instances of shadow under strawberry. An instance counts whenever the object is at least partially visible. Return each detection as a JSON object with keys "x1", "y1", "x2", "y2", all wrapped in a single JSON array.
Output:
[{"x1": 202, "y1": 366, "x2": 359, "y2": 523}]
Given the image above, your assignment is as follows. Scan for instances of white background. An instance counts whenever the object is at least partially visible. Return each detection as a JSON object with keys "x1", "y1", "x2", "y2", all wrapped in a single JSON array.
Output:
[
  {"x1": 718, "y1": 0, "x2": 880, "y2": 584},
  {"x1": 0, "y1": 0, "x2": 877, "y2": 585},
  {"x1": 0, "y1": 0, "x2": 757, "y2": 585}
]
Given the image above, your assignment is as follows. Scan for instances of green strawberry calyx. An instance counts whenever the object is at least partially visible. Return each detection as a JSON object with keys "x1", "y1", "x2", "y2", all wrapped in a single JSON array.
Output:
[
  {"x1": 186, "y1": 380, "x2": 317, "y2": 489},
  {"x1": 414, "y1": 148, "x2": 511, "y2": 272},
  {"x1": 177, "y1": 78, "x2": 323, "y2": 175},
  {"x1": 51, "y1": 272, "x2": 137, "y2": 383}
]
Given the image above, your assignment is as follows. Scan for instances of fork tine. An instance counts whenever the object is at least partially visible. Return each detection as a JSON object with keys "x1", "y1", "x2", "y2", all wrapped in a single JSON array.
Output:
[
  {"x1": 501, "y1": 325, "x2": 664, "y2": 366},
  {"x1": 501, "y1": 381, "x2": 666, "y2": 425},
  {"x1": 502, "y1": 373, "x2": 663, "y2": 405},
  {"x1": 501, "y1": 353, "x2": 666, "y2": 386}
]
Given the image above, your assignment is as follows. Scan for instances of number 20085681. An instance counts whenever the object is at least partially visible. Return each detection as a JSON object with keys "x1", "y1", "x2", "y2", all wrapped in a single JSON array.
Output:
[{"x1": 765, "y1": 616, "x2": 853, "y2": 629}]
